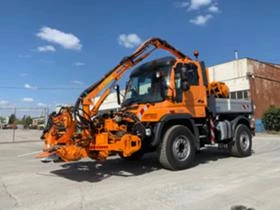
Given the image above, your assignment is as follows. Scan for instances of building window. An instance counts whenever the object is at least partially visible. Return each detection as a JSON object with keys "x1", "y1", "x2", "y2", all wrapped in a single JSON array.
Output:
[
  {"x1": 244, "y1": 90, "x2": 249, "y2": 99},
  {"x1": 230, "y1": 92, "x2": 236, "y2": 99},
  {"x1": 230, "y1": 90, "x2": 250, "y2": 100},
  {"x1": 237, "y1": 91, "x2": 243, "y2": 99}
]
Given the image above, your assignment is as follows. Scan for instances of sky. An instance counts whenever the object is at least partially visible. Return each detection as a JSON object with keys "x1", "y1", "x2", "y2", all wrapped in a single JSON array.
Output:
[{"x1": 0, "y1": 0, "x2": 279, "y2": 110}]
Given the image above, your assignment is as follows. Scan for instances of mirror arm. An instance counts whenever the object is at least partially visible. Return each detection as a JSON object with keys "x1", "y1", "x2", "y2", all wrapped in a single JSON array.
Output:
[{"x1": 114, "y1": 85, "x2": 121, "y2": 105}]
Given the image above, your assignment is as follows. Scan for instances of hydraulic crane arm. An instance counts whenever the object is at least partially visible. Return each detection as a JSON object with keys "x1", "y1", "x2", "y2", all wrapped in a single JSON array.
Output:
[{"x1": 74, "y1": 38, "x2": 191, "y2": 125}]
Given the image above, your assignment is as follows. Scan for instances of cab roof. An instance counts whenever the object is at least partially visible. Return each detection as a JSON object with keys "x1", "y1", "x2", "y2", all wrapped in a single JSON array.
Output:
[{"x1": 130, "y1": 56, "x2": 175, "y2": 77}]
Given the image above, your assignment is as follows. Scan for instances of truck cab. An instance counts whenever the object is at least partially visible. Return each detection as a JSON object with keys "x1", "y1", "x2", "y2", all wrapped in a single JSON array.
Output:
[{"x1": 123, "y1": 56, "x2": 208, "y2": 119}]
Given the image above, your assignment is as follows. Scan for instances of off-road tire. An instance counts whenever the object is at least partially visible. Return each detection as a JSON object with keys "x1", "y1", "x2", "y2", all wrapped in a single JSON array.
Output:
[
  {"x1": 158, "y1": 125, "x2": 196, "y2": 170},
  {"x1": 229, "y1": 124, "x2": 252, "y2": 157}
]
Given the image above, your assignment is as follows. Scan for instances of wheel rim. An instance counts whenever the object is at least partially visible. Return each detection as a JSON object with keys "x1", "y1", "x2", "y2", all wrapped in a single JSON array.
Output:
[
  {"x1": 239, "y1": 132, "x2": 250, "y2": 151},
  {"x1": 172, "y1": 135, "x2": 191, "y2": 161}
]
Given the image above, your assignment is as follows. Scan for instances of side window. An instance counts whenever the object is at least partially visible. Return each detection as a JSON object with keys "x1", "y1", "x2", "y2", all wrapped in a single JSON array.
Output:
[{"x1": 139, "y1": 78, "x2": 151, "y2": 95}]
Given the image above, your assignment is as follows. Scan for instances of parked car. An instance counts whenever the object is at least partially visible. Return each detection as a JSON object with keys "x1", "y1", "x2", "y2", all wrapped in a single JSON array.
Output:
[{"x1": 3, "y1": 124, "x2": 18, "y2": 129}]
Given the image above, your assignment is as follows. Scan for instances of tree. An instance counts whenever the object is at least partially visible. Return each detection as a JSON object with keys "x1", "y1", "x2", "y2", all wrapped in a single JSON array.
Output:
[
  {"x1": 20, "y1": 115, "x2": 33, "y2": 128},
  {"x1": 8, "y1": 114, "x2": 16, "y2": 124},
  {"x1": 21, "y1": 115, "x2": 26, "y2": 124},
  {"x1": 24, "y1": 116, "x2": 33, "y2": 128},
  {"x1": 262, "y1": 105, "x2": 280, "y2": 131}
]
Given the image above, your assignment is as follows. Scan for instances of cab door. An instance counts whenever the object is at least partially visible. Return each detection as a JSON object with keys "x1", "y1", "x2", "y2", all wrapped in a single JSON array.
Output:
[{"x1": 174, "y1": 62, "x2": 207, "y2": 117}]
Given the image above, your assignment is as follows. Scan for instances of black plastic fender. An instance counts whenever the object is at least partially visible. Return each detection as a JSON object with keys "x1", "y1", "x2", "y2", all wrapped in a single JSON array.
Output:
[
  {"x1": 231, "y1": 115, "x2": 251, "y2": 140},
  {"x1": 151, "y1": 114, "x2": 200, "y2": 149}
]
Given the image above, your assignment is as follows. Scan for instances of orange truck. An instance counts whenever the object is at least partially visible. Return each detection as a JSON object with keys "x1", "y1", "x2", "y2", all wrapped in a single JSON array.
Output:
[{"x1": 38, "y1": 38, "x2": 254, "y2": 170}]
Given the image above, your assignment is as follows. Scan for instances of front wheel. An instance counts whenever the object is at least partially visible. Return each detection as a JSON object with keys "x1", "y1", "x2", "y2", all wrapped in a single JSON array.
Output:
[
  {"x1": 158, "y1": 125, "x2": 196, "y2": 170},
  {"x1": 229, "y1": 124, "x2": 252, "y2": 157}
]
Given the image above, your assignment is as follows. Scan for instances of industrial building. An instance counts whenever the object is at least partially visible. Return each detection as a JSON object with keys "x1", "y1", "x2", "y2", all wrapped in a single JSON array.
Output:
[{"x1": 209, "y1": 58, "x2": 280, "y2": 120}]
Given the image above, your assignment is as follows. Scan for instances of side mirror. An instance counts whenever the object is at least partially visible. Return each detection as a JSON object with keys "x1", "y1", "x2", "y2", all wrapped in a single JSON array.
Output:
[
  {"x1": 180, "y1": 66, "x2": 190, "y2": 91},
  {"x1": 180, "y1": 66, "x2": 188, "y2": 81},
  {"x1": 114, "y1": 84, "x2": 121, "y2": 105}
]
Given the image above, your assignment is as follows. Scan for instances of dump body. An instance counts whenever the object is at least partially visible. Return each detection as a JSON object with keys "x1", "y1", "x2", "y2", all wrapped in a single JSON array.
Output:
[{"x1": 211, "y1": 98, "x2": 253, "y2": 114}]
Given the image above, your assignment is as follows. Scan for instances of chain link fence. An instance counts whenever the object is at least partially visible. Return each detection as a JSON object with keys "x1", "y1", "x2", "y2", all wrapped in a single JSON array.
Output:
[{"x1": 0, "y1": 107, "x2": 49, "y2": 143}]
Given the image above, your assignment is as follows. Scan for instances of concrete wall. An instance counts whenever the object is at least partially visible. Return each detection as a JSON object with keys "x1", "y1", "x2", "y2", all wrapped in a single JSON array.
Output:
[
  {"x1": 208, "y1": 58, "x2": 250, "y2": 92},
  {"x1": 248, "y1": 59, "x2": 280, "y2": 118}
]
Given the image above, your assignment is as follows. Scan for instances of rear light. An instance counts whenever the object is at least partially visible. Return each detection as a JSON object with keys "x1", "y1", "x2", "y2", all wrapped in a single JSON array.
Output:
[{"x1": 249, "y1": 115, "x2": 255, "y2": 129}]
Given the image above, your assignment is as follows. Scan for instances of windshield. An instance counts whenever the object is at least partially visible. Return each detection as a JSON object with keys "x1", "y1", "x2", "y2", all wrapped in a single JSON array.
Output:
[{"x1": 123, "y1": 65, "x2": 171, "y2": 106}]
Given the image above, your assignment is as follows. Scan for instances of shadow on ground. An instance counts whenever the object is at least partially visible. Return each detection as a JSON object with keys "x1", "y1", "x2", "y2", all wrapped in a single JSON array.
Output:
[
  {"x1": 50, "y1": 154, "x2": 160, "y2": 183},
  {"x1": 50, "y1": 147, "x2": 231, "y2": 183}
]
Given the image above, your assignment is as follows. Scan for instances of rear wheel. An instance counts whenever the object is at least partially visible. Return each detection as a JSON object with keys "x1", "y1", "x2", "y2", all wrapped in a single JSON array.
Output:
[
  {"x1": 158, "y1": 125, "x2": 196, "y2": 170},
  {"x1": 229, "y1": 124, "x2": 252, "y2": 157}
]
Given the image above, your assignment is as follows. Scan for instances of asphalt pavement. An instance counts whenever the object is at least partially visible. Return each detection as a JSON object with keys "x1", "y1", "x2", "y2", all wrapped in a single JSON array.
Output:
[{"x1": 0, "y1": 134, "x2": 280, "y2": 210}]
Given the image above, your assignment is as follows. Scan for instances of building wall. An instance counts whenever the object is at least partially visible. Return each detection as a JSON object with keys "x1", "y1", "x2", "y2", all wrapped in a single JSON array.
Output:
[
  {"x1": 248, "y1": 59, "x2": 280, "y2": 118},
  {"x1": 208, "y1": 58, "x2": 250, "y2": 92}
]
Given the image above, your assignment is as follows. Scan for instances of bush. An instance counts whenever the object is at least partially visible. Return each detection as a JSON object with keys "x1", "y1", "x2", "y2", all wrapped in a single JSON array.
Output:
[{"x1": 262, "y1": 105, "x2": 280, "y2": 131}]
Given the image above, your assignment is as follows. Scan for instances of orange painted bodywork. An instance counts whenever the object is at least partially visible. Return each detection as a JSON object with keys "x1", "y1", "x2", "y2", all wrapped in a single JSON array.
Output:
[
  {"x1": 38, "y1": 38, "x2": 229, "y2": 162},
  {"x1": 129, "y1": 58, "x2": 209, "y2": 122},
  {"x1": 56, "y1": 145, "x2": 88, "y2": 162},
  {"x1": 89, "y1": 133, "x2": 141, "y2": 157},
  {"x1": 41, "y1": 107, "x2": 76, "y2": 151}
]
